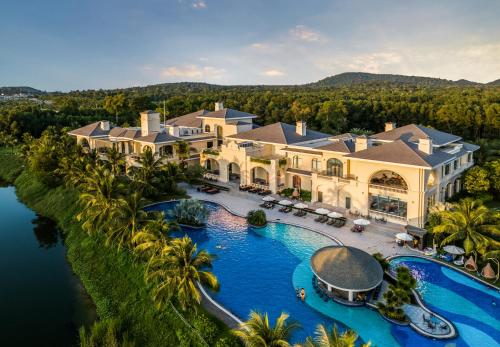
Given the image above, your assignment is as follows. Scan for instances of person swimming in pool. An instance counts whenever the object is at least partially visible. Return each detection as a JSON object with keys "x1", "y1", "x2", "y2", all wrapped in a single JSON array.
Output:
[{"x1": 300, "y1": 288, "x2": 306, "y2": 301}]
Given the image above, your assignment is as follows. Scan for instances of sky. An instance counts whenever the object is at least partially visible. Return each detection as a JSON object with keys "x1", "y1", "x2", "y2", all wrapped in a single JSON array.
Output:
[{"x1": 1, "y1": 0, "x2": 500, "y2": 91}]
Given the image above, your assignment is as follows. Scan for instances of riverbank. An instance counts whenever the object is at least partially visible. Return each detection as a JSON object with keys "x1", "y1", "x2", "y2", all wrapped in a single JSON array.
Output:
[{"x1": 0, "y1": 152, "x2": 236, "y2": 346}]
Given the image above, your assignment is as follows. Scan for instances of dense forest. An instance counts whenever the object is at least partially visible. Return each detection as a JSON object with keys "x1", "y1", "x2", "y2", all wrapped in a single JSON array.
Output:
[{"x1": 0, "y1": 75, "x2": 499, "y2": 143}]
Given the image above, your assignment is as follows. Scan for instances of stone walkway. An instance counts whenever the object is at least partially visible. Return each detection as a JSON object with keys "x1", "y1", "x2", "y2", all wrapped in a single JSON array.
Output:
[{"x1": 186, "y1": 185, "x2": 414, "y2": 257}]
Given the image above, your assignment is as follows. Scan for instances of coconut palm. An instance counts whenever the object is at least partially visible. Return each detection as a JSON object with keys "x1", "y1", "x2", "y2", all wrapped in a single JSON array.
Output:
[
  {"x1": 431, "y1": 198, "x2": 500, "y2": 255},
  {"x1": 132, "y1": 212, "x2": 177, "y2": 257},
  {"x1": 233, "y1": 311, "x2": 300, "y2": 347},
  {"x1": 173, "y1": 140, "x2": 192, "y2": 167},
  {"x1": 77, "y1": 164, "x2": 124, "y2": 235},
  {"x1": 296, "y1": 324, "x2": 370, "y2": 347},
  {"x1": 106, "y1": 147, "x2": 126, "y2": 176},
  {"x1": 106, "y1": 191, "x2": 148, "y2": 249},
  {"x1": 145, "y1": 235, "x2": 218, "y2": 311},
  {"x1": 132, "y1": 147, "x2": 163, "y2": 197}
]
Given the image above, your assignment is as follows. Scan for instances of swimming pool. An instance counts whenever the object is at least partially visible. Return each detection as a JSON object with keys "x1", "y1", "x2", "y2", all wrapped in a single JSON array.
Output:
[
  {"x1": 389, "y1": 256, "x2": 500, "y2": 347},
  {"x1": 148, "y1": 201, "x2": 499, "y2": 346}
]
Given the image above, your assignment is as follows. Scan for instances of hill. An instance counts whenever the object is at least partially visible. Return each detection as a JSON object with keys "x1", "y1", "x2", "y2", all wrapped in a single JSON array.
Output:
[
  {"x1": 308, "y1": 72, "x2": 474, "y2": 87},
  {"x1": 487, "y1": 79, "x2": 500, "y2": 86},
  {"x1": 0, "y1": 86, "x2": 44, "y2": 96}
]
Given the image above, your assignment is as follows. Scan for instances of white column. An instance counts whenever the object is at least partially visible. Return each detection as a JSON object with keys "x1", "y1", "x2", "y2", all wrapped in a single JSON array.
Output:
[{"x1": 348, "y1": 290, "x2": 354, "y2": 301}]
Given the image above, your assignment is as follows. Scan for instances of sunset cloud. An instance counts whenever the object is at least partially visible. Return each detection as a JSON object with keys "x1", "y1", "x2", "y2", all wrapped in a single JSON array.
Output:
[{"x1": 161, "y1": 64, "x2": 225, "y2": 80}]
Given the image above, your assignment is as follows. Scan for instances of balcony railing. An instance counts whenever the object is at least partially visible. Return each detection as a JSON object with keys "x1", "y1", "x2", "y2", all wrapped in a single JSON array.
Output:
[{"x1": 316, "y1": 171, "x2": 356, "y2": 180}]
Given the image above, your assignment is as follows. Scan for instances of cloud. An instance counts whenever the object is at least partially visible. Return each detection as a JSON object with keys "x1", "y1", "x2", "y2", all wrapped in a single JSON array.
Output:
[
  {"x1": 346, "y1": 52, "x2": 403, "y2": 73},
  {"x1": 192, "y1": 1, "x2": 207, "y2": 9},
  {"x1": 250, "y1": 43, "x2": 267, "y2": 49},
  {"x1": 289, "y1": 25, "x2": 323, "y2": 42},
  {"x1": 160, "y1": 64, "x2": 226, "y2": 80},
  {"x1": 263, "y1": 69, "x2": 285, "y2": 77}
]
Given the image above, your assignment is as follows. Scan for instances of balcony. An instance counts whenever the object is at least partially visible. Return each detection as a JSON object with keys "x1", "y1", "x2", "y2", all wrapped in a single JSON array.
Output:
[{"x1": 316, "y1": 171, "x2": 356, "y2": 181}]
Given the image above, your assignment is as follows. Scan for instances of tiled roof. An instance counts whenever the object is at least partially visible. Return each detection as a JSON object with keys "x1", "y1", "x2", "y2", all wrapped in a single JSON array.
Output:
[
  {"x1": 108, "y1": 127, "x2": 141, "y2": 139},
  {"x1": 68, "y1": 121, "x2": 109, "y2": 137},
  {"x1": 165, "y1": 110, "x2": 208, "y2": 128},
  {"x1": 200, "y1": 108, "x2": 257, "y2": 119},
  {"x1": 281, "y1": 147, "x2": 322, "y2": 155},
  {"x1": 135, "y1": 132, "x2": 180, "y2": 144},
  {"x1": 346, "y1": 140, "x2": 454, "y2": 167},
  {"x1": 227, "y1": 122, "x2": 330, "y2": 145},
  {"x1": 372, "y1": 124, "x2": 461, "y2": 146},
  {"x1": 315, "y1": 140, "x2": 355, "y2": 153}
]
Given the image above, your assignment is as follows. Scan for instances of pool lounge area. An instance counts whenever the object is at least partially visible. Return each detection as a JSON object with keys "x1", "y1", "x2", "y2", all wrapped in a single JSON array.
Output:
[{"x1": 147, "y1": 200, "x2": 500, "y2": 347}]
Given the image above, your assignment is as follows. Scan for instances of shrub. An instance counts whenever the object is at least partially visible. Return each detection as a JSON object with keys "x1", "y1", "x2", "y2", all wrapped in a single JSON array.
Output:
[
  {"x1": 247, "y1": 209, "x2": 267, "y2": 227},
  {"x1": 372, "y1": 252, "x2": 389, "y2": 271},
  {"x1": 215, "y1": 335, "x2": 242, "y2": 347},
  {"x1": 192, "y1": 314, "x2": 219, "y2": 345},
  {"x1": 173, "y1": 199, "x2": 210, "y2": 226}
]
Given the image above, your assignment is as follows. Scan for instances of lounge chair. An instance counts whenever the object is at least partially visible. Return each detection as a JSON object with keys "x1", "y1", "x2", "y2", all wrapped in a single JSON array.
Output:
[
  {"x1": 453, "y1": 256, "x2": 464, "y2": 266},
  {"x1": 464, "y1": 256, "x2": 478, "y2": 272}
]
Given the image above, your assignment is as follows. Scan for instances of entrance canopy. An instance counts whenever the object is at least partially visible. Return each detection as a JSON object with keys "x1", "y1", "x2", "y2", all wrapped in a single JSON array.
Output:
[{"x1": 311, "y1": 246, "x2": 383, "y2": 292}]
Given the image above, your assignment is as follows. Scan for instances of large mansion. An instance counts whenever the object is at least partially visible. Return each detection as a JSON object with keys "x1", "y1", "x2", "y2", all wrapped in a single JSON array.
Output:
[{"x1": 69, "y1": 102, "x2": 479, "y2": 228}]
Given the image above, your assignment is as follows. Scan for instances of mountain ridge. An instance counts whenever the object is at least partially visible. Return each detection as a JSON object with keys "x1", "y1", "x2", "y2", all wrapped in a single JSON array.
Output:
[{"x1": 2, "y1": 72, "x2": 499, "y2": 94}]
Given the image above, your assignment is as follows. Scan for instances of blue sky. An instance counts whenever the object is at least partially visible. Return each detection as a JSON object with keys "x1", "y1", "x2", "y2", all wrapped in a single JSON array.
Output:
[{"x1": 1, "y1": 0, "x2": 499, "y2": 91}]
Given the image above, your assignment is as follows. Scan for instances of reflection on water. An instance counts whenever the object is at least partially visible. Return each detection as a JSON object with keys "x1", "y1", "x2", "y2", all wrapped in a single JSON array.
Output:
[
  {"x1": 0, "y1": 185, "x2": 96, "y2": 346},
  {"x1": 32, "y1": 214, "x2": 59, "y2": 249}
]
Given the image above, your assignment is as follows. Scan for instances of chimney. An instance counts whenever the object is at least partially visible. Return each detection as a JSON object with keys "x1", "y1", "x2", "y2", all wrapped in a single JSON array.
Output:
[
  {"x1": 355, "y1": 135, "x2": 371, "y2": 152},
  {"x1": 296, "y1": 120, "x2": 307, "y2": 136},
  {"x1": 418, "y1": 137, "x2": 433, "y2": 154},
  {"x1": 100, "y1": 120, "x2": 110, "y2": 131},
  {"x1": 214, "y1": 102, "x2": 224, "y2": 111},
  {"x1": 385, "y1": 122, "x2": 396, "y2": 132},
  {"x1": 140, "y1": 110, "x2": 161, "y2": 136}
]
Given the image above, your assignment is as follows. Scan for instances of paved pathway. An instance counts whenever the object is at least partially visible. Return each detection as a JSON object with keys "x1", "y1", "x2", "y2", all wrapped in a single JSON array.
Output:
[{"x1": 186, "y1": 185, "x2": 414, "y2": 257}]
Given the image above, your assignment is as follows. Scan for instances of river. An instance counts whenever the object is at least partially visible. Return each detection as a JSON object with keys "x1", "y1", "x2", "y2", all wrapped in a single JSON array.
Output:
[{"x1": 0, "y1": 184, "x2": 96, "y2": 346}]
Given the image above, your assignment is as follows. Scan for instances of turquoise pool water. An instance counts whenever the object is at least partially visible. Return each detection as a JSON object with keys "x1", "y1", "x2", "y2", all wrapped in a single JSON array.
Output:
[
  {"x1": 149, "y1": 201, "x2": 499, "y2": 346},
  {"x1": 390, "y1": 256, "x2": 500, "y2": 347}
]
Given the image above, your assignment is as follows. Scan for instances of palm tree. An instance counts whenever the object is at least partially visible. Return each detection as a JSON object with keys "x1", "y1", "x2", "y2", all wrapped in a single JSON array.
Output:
[
  {"x1": 431, "y1": 198, "x2": 500, "y2": 255},
  {"x1": 132, "y1": 212, "x2": 176, "y2": 257},
  {"x1": 106, "y1": 146, "x2": 126, "y2": 176},
  {"x1": 296, "y1": 324, "x2": 370, "y2": 347},
  {"x1": 106, "y1": 191, "x2": 148, "y2": 249},
  {"x1": 233, "y1": 311, "x2": 300, "y2": 347},
  {"x1": 132, "y1": 147, "x2": 163, "y2": 197},
  {"x1": 173, "y1": 140, "x2": 192, "y2": 167},
  {"x1": 77, "y1": 164, "x2": 124, "y2": 235},
  {"x1": 145, "y1": 235, "x2": 218, "y2": 311}
]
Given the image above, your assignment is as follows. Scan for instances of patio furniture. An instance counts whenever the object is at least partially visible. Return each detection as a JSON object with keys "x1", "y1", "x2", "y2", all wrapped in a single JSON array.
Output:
[
  {"x1": 443, "y1": 245, "x2": 465, "y2": 255},
  {"x1": 481, "y1": 263, "x2": 496, "y2": 280},
  {"x1": 464, "y1": 256, "x2": 478, "y2": 272},
  {"x1": 453, "y1": 256, "x2": 465, "y2": 266}
]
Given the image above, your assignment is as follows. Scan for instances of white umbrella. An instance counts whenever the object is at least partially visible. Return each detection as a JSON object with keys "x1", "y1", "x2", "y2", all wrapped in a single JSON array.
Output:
[
  {"x1": 354, "y1": 219, "x2": 370, "y2": 226},
  {"x1": 396, "y1": 233, "x2": 414, "y2": 242},
  {"x1": 315, "y1": 208, "x2": 330, "y2": 215},
  {"x1": 443, "y1": 245, "x2": 465, "y2": 255},
  {"x1": 294, "y1": 203, "x2": 308, "y2": 209},
  {"x1": 262, "y1": 196, "x2": 275, "y2": 202},
  {"x1": 279, "y1": 200, "x2": 293, "y2": 206},
  {"x1": 328, "y1": 212, "x2": 343, "y2": 219}
]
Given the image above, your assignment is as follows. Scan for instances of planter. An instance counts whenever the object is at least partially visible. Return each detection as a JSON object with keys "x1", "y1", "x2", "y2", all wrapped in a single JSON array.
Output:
[
  {"x1": 379, "y1": 312, "x2": 410, "y2": 326},
  {"x1": 248, "y1": 223, "x2": 267, "y2": 228}
]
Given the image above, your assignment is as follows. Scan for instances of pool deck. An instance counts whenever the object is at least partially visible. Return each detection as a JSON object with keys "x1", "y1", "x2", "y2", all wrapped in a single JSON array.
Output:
[{"x1": 185, "y1": 185, "x2": 415, "y2": 257}]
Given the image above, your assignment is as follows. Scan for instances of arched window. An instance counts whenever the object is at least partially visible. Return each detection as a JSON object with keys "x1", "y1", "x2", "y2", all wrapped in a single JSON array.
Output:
[
  {"x1": 204, "y1": 124, "x2": 211, "y2": 132},
  {"x1": 369, "y1": 170, "x2": 408, "y2": 190},
  {"x1": 311, "y1": 158, "x2": 321, "y2": 172},
  {"x1": 326, "y1": 159, "x2": 343, "y2": 177},
  {"x1": 292, "y1": 155, "x2": 300, "y2": 168}
]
